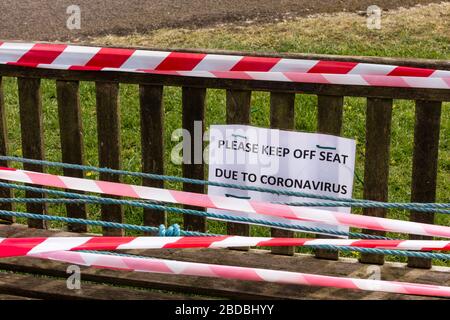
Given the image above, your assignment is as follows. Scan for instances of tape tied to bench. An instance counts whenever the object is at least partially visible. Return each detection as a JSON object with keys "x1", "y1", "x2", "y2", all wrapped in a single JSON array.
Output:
[
  {"x1": 0, "y1": 42, "x2": 449, "y2": 90},
  {"x1": 2, "y1": 235, "x2": 450, "y2": 298},
  {"x1": 1, "y1": 157, "x2": 450, "y2": 298}
]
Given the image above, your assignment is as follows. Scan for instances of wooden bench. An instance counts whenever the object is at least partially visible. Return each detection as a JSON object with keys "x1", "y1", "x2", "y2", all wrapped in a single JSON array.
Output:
[{"x1": 0, "y1": 45, "x2": 449, "y2": 299}]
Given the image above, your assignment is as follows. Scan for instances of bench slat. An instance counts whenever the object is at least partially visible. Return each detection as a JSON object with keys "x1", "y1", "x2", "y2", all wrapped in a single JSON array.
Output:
[
  {"x1": 226, "y1": 89, "x2": 252, "y2": 241},
  {"x1": 408, "y1": 100, "x2": 442, "y2": 269},
  {"x1": 140, "y1": 85, "x2": 166, "y2": 232},
  {"x1": 18, "y1": 77, "x2": 47, "y2": 229},
  {"x1": 315, "y1": 95, "x2": 344, "y2": 261},
  {"x1": 57, "y1": 80, "x2": 87, "y2": 232},
  {"x1": 182, "y1": 87, "x2": 207, "y2": 232},
  {"x1": 360, "y1": 98, "x2": 393, "y2": 265},
  {"x1": 95, "y1": 82, "x2": 123, "y2": 236},
  {"x1": 270, "y1": 92, "x2": 295, "y2": 256}
]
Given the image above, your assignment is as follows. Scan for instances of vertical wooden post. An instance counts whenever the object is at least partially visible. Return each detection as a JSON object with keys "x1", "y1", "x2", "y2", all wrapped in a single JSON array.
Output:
[
  {"x1": 56, "y1": 80, "x2": 87, "y2": 233},
  {"x1": 359, "y1": 98, "x2": 393, "y2": 265},
  {"x1": 226, "y1": 89, "x2": 251, "y2": 239},
  {"x1": 0, "y1": 77, "x2": 14, "y2": 223},
  {"x1": 140, "y1": 85, "x2": 165, "y2": 234},
  {"x1": 96, "y1": 82, "x2": 123, "y2": 236},
  {"x1": 270, "y1": 92, "x2": 295, "y2": 256},
  {"x1": 18, "y1": 77, "x2": 47, "y2": 229},
  {"x1": 315, "y1": 95, "x2": 344, "y2": 260},
  {"x1": 182, "y1": 87, "x2": 206, "y2": 232},
  {"x1": 408, "y1": 100, "x2": 441, "y2": 269}
]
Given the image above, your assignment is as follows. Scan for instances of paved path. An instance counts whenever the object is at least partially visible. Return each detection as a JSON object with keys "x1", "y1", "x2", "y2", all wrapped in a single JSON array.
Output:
[{"x1": 0, "y1": 0, "x2": 442, "y2": 41}]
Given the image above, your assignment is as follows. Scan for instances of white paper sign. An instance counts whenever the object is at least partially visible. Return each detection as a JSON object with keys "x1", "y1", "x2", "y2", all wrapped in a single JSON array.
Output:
[{"x1": 207, "y1": 125, "x2": 356, "y2": 233}]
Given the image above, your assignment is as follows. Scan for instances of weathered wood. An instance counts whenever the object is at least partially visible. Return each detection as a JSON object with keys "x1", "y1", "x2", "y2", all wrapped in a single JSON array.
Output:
[
  {"x1": 270, "y1": 92, "x2": 295, "y2": 256},
  {"x1": 315, "y1": 95, "x2": 344, "y2": 260},
  {"x1": 17, "y1": 78, "x2": 47, "y2": 229},
  {"x1": 95, "y1": 82, "x2": 123, "y2": 236},
  {"x1": 140, "y1": 85, "x2": 165, "y2": 233},
  {"x1": 1, "y1": 65, "x2": 449, "y2": 101},
  {"x1": 0, "y1": 272, "x2": 196, "y2": 300},
  {"x1": 360, "y1": 98, "x2": 393, "y2": 265},
  {"x1": 0, "y1": 224, "x2": 446, "y2": 300},
  {"x1": 0, "y1": 77, "x2": 14, "y2": 223},
  {"x1": 56, "y1": 80, "x2": 87, "y2": 233},
  {"x1": 317, "y1": 95, "x2": 344, "y2": 135},
  {"x1": 408, "y1": 100, "x2": 442, "y2": 269},
  {"x1": 226, "y1": 89, "x2": 251, "y2": 240},
  {"x1": 182, "y1": 87, "x2": 207, "y2": 232}
]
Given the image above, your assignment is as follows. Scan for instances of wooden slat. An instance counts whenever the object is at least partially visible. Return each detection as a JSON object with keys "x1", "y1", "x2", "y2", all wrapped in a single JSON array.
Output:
[
  {"x1": 0, "y1": 272, "x2": 195, "y2": 300},
  {"x1": 226, "y1": 89, "x2": 251, "y2": 239},
  {"x1": 315, "y1": 95, "x2": 344, "y2": 260},
  {"x1": 95, "y1": 82, "x2": 123, "y2": 236},
  {"x1": 408, "y1": 100, "x2": 442, "y2": 269},
  {"x1": 182, "y1": 87, "x2": 207, "y2": 232},
  {"x1": 270, "y1": 92, "x2": 295, "y2": 256},
  {"x1": 18, "y1": 78, "x2": 47, "y2": 229},
  {"x1": 1, "y1": 65, "x2": 449, "y2": 102},
  {"x1": 56, "y1": 80, "x2": 87, "y2": 233},
  {"x1": 0, "y1": 77, "x2": 14, "y2": 223},
  {"x1": 360, "y1": 98, "x2": 393, "y2": 265},
  {"x1": 140, "y1": 85, "x2": 165, "y2": 233}
]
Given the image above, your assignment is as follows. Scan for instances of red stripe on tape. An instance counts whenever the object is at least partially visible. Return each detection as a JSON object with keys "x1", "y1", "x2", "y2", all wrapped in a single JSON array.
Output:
[
  {"x1": 162, "y1": 236, "x2": 229, "y2": 249},
  {"x1": 155, "y1": 52, "x2": 206, "y2": 71},
  {"x1": 10, "y1": 43, "x2": 67, "y2": 67},
  {"x1": 96, "y1": 180, "x2": 140, "y2": 198},
  {"x1": 85, "y1": 48, "x2": 136, "y2": 68},
  {"x1": 71, "y1": 237, "x2": 135, "y2": 251},
  {"x1": 283, "y1": 72, "x2": 329, "y2": 83},
  {"x1": 388, "y1": 66, "x2": 435, "y2": 77},
  {"x1": 0, "y1": 238, "x2": 47, "y2": 258},
  {"x1": 349, "y1": 239, "x2": 403, "y2": 248},
  {"x1": 26, "y1": 171, "x2": 67, "y2": 189},
  {"x1": 362, "y1": 74, "x2": 410, "y2": 88},
  {"x1": 257, "y1": 238, "x2": 309, "y2": 247},
  {"x1": 307, "y1": 61, "x2": 357, "y2": 74},
  {"x1": 230, "y1": 56, "x2": 281, "y2": 72},
  {"x1": 0, "y1": 166, "x2": 17, "y2": 171},
  {"x1": 210, "y1": 71, "x2": 254, "y2": 80}
]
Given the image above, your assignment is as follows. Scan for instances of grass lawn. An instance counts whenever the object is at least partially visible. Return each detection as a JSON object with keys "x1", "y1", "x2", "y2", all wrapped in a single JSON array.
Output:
[{"x1": 1, "y1": 3, "x2": 449, "y2": 263}]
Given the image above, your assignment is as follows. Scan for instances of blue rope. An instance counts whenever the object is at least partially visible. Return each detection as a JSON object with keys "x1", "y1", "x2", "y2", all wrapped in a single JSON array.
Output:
[
  {"x1": 0, "y1": 186, "x2": 391, "y2": 240},
  {"x1": 1, "y1": 206, "x2": 449, "y2": 260},
  {"x1": 158, "y1": 224, "x2": 181, "y2": 236},
  {"x1": 2, "y1": 155, "x2": 448, "y2": 211},
  {"x1": 0, "y1": 209, "x2": 208, "y2": 236},
  {"x1": 82, "y1": 248, "x2": 450, "y2": 262}
]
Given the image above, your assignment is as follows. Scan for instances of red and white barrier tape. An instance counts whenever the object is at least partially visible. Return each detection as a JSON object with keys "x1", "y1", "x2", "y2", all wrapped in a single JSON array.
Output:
[
  {"x1": 2, "y1": 236, "x2": 450, "y2": 258},
  {"x1": 0, "y1": 42, "x2": 449, "y2": 89},
  {"x1": 1, "y1": 167, "x2": 450, "y2": 238},
  {"x1": 28, "y1": 250, "x2": 450, "y2": 298}
]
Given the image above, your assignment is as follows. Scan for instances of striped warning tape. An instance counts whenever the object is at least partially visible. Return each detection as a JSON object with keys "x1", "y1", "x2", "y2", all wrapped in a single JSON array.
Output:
[
  {"x1": 2, "y1": 236, "x2": 450, "y2": 258},
  {"x1": 1, "y1": 166, "x2": 449, "y2": 238},
  {"x1": 29, "y1": 250, "x2": 450, "y2": 298},
  {"x1": 0, "y1": 42, "x2": 449, "y2": 89}
]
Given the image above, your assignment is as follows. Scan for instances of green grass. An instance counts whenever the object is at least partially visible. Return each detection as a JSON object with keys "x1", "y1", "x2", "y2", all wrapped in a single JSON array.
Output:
[{"x1": 1, "y1": 3, "x2": 449, "y2": 264}]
